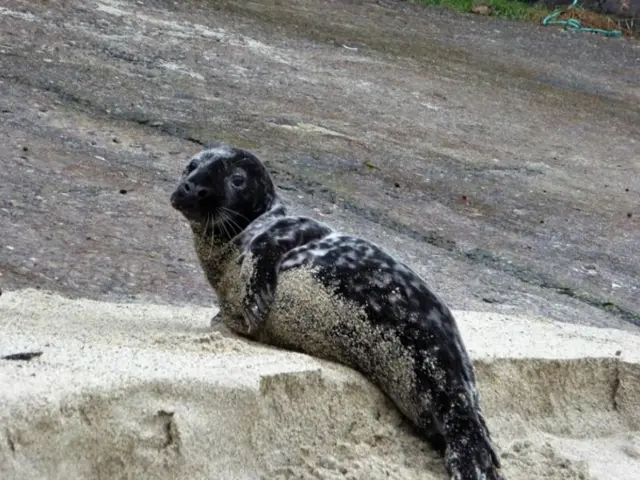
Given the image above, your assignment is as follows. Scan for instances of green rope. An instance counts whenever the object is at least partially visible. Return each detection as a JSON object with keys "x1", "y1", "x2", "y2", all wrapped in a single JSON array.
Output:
[{"x1": 542, "y1": 0, "x2": 623, "y2": 37}]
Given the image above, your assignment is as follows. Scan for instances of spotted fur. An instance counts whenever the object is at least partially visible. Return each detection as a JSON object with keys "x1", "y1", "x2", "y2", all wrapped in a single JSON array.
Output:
[{"x1": 170, "y1": 146, "x2": 504, "y2": 480}]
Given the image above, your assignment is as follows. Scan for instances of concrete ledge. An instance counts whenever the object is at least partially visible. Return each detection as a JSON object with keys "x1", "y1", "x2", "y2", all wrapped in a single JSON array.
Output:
[{"x1": 1, "y1": 289, "x2": 639, "y2": 479}]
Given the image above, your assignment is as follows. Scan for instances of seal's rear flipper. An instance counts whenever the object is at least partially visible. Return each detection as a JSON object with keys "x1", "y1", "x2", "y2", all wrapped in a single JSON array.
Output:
[{"x1": 442, "y1": 404, "x2": 503, "y2": 480}]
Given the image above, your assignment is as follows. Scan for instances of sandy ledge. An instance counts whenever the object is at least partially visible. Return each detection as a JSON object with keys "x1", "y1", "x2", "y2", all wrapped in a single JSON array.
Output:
[{"x1": 1, "y1": 289, "x2": 639, "y2": 479}]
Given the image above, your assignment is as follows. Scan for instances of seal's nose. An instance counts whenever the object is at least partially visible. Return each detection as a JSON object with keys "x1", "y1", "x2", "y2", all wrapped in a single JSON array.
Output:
[
  {"x1": 177, "y1": 181, "x2": 191, "y2": 198},
  {"x1": 182, "y1": 181, "x2": 211, "y2": 198},
  {"x1": 171, "y1": 180, "x2": 212, "y2": 210}
]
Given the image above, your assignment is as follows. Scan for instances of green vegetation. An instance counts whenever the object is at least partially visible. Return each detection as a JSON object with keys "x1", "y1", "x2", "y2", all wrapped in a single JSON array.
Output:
[
  {"x1": 409, "y1": 0, "x2": 551, "y2": 21},
  {"x1": 409, "y1": 0, "x2": 636, "y2": 37}
]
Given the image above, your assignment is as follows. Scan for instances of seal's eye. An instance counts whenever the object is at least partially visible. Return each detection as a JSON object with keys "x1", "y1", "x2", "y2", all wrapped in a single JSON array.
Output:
[
  {"x1": 231, "y1": 174, "x2": 245, "y2": 188},
  {"x1": 186, "y1": 159, "x2": 198, "y2": 174}
]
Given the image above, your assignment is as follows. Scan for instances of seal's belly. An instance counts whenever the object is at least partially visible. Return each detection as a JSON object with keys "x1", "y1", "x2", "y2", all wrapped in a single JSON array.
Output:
[
  {"x1": 216, "y1": 262, "x2": 421, "y2": 423},
  {"x1": 259, "y1": 267, "x2": 352, "y2": 361},
  {"x1": 263, "y1": 267, "x2": 420, "y2": 417}
]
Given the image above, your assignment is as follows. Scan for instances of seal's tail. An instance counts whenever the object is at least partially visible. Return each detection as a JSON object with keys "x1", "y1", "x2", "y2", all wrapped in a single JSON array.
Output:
[{"x1": 442, "y1": 397, "x2": 504, "y2": 480}]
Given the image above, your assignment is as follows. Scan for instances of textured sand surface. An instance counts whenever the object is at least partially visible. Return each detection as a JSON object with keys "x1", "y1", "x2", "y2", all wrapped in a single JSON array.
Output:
[{"x1": 1, "y1": 289, "x2": 639, "y2": 479}]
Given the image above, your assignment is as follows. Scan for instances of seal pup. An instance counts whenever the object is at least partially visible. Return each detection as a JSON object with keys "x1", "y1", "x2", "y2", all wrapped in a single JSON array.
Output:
[{"x1": 170, "y1": 146, "x2": 503, "y2": 480}]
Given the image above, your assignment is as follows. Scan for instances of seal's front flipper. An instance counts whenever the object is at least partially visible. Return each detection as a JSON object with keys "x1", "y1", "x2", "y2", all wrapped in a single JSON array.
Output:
[
  {"x1": 242, "y1": 291, "x2": 272, "y2": 334},
  {"x1": 240, "y1": 237, "x2": 280, "y2": 335},
  {"x1": 210, "y1": 310, "x2": 222, "y2": 327},
  {"x1": 240, "y1": 217, "x2": 331, "y2": 335}
]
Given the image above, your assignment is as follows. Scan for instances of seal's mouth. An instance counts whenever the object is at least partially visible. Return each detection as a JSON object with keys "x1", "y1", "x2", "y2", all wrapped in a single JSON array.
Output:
[
  {"x1": 169, "y1": 189, "x2": 186, "y2": 210},
  {"x1": 170, "y1": 188, "x2": 201, "y2": 219},
  {"x1": 169, "y1": 190, "x2": 183, "y2": 210}
]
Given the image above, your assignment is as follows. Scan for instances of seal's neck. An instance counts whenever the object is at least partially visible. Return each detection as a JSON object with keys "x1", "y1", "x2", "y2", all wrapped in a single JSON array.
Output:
[
  {"x1": 248, "y1": 195, "x2": 287, "y2": 232},
  {"x1": 189, "y1": 195, "x2": 287, "y2": 285},
  {"x1": 190, "y1": 195, "x2": 286, "y2": 244}
]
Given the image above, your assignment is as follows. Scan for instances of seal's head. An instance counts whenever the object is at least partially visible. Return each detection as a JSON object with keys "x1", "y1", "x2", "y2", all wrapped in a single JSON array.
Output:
[{"x1": 170, "y1": 146, "x2": 276, "y2": 235}]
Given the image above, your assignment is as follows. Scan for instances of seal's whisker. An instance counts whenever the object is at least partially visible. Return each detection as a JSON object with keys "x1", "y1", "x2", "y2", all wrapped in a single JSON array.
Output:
[
  {"x1": 216, "y1": 211, "x2": 229, "y2": 240},
  {"x1": 200, "y1": 212, "x2": 212, "y2": 244},
  {"x1": 208, "y1": 213, "x2": 217, "y2": 259},
  {"x1": 219, "y1": 211, "x2": 234, "y2": 241},
  {"x1": 226, "y1": 211, "x2": 240, "y2": 236},
  {"x1": 220, "y1": 206, "x2": 251, "y2": 222},
  {"x1": 220, "y1": 210, "x2": 244, "y2": 235}
]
